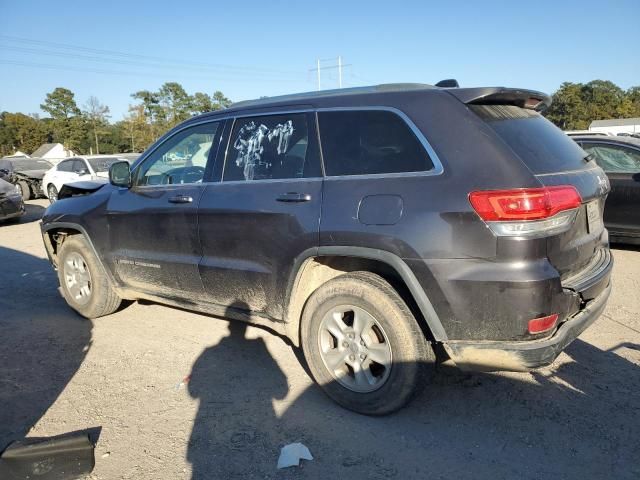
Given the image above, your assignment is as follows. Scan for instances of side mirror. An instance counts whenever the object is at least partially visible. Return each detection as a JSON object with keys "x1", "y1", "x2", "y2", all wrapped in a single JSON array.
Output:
[
  {"x1": 75, "y1": 168, "x2": 89, "y2": 175},
  {"x1": 109, "y1": 161, "x2": 131, "y2": 188}
]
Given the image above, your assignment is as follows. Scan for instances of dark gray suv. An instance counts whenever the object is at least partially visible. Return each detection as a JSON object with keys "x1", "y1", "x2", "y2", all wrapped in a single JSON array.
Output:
[{"x1": 41, "y1": 83, "x2": 612, "y2": 414}]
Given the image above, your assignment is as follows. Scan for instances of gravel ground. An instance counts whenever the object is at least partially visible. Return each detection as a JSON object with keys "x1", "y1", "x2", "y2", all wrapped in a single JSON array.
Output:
[{"x1": 1, "y1": 199, "x2": 639, "y2": 479}]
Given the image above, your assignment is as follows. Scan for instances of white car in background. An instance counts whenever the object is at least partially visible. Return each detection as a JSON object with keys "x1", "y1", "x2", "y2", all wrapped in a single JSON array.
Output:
[{"x1": 43, "y1": 155, "x2": 133, "y2": 203}]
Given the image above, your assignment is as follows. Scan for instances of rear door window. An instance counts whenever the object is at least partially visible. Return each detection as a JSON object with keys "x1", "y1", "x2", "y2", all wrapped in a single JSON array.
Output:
[
  {"x1": 471, "y1": 105, "x2": 590, "y2": 174},
  {"x1": 581, "y1": 143, "x2": 640, "y2": 173},
  {"x1": 318, "y1": 110, "x2": 434, "y2": 176},
  {"x1": 223, "y1": 113, "x2": 319, "y2": 181},
  {"x1": 57, "y1": 160, "x2": 74, "y2": 172}
]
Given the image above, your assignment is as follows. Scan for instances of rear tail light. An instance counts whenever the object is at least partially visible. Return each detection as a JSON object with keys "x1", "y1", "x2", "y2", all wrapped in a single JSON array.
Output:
[
  {"x1": 528, "y1": 313, "x2": 559, "y2": 334},
  {"x1": 469, "y1": 186, "x2": 581, "y2": 237}
]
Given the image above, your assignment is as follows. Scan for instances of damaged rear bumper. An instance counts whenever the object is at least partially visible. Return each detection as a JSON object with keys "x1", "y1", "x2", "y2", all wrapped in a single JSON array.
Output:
[{"x1": 443, "y1": 282, "x2": 611, "y2": 372}]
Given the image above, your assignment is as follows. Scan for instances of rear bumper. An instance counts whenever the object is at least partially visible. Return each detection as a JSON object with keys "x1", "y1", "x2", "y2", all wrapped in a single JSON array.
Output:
[{"x1": 443, "y1": 281, "x2": 611, "y2": 372}]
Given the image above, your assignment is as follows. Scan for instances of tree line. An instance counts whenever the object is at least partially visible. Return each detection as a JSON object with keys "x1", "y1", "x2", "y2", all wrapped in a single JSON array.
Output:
[
  {"x1": 0, "y1": 82, "x2": 231, "y2": 157},
  {"x1": 2, "y1": 79, "x2": 640, "y2": 158},
  {"x1": 544, "y1": 80, "x2": 640, "y2": 130}
]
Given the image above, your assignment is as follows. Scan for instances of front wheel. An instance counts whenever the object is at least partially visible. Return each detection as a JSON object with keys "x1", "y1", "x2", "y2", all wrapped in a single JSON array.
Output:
[
  {"x1": 18, "y1": 181, "x2": 31, "y2": 201},
  {"x1": 47, "y1": 184, "x2": 58, "y2": 203},
  {"x1": 57, "y1": 235, "x2": 121, "y2": 318},
  {"x1": 301, "y1": 271, "x2": 435, "y2": 415}
]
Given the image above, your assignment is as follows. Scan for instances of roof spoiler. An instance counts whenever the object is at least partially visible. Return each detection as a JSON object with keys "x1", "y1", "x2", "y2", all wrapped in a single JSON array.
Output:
[
  {"x1": 446, "y1": 87, "x2": 552, "y2": 112},
  {"x1": 435, "y1": 79, "x2": 459, "y2": 88}
]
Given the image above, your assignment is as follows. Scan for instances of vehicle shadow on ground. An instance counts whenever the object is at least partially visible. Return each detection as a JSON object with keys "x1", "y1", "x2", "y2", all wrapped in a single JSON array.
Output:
[
  {"x1": 21, "y1": 202, "x2": 46, "y2": 223},
  {"x1": 0, "y1": 246, "x2": 92, "y2": 450},
  {"x1": 186, "y1": 316, "x2": 640, "y2": 480}
]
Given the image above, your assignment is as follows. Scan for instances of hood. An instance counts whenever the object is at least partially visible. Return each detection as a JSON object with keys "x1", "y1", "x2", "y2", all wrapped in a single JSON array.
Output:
[
  {"x1": 95, "y1": 171, "x2": 110, "y2": 179},
  {"x1": 58, "y1": 179, "x2": 108, "y2": 200},
  {"x1": 16, "y1": 169, "x2": 47, "y2": 179}
]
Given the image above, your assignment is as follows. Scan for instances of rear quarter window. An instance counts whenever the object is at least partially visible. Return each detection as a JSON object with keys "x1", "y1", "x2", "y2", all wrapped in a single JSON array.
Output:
[
  {"x1": 471, "y1": 105, "x2": 589, "y2": 174},
  {"x1": 318, "y1": 110, "x2": 434, "y2": 176}
]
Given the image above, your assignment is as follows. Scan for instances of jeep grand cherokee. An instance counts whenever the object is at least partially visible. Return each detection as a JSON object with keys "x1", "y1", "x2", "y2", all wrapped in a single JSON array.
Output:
[{"x1": 41, "y1": 83, "x2": 612, "y2": 415}]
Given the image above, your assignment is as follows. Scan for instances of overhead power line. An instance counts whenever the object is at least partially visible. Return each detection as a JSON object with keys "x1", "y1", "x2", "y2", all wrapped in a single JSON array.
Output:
[
  {"x1": 0, "y1": 59, "x2": 310, "y2": 84},
  {"x1": 0, "y1": 34, "x2": 303, "y2": 77}
]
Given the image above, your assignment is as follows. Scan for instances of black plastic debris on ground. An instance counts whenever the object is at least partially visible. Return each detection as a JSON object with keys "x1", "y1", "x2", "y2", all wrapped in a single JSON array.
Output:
[{"x1": 0, "y1": 428, "x2": 99, "y2": 480}]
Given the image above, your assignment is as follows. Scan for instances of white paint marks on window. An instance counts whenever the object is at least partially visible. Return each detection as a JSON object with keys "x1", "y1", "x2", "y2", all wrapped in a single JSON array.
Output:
[{"x1": 233, "y1": 120, "x2": 295, "y2": 180}]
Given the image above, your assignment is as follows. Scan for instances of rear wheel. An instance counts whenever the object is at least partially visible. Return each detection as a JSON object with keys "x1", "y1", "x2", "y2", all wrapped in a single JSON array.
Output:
[
  {"x1": 57, "y1": 235, "x2": 121, "y2": 318},
  {"x1": 301, "y1": 271, "x2": 435, "y2": 415},
  {"x1": 18, "y1": 181, "x2": 31, "y2": 201},
  {"x1": 47, "y1": 184, "x2": 58, "y2": 203}
]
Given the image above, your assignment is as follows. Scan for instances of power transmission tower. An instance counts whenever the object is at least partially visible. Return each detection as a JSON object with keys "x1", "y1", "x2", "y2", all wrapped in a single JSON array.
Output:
[{"x1": 310, "y1": 57, "x2": 352, "y2": 90}]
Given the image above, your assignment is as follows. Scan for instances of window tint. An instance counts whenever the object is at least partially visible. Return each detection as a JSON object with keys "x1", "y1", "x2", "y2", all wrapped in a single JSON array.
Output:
[
  {"x1": 72, "y1": 160, "x2": 88, "y2": 172},
  {"x1": 224, "y1": 113, "x2": 317, "y2": 181},
  {"x1": 582, "y1": 143, "x2": 640, "y2": 172},
  {"x1": 87, "y1": 157, "x2": 121, "y2": 173},
  {"x1": 318, "y1": 110, "x2": 433, "y2": 176},
  {"x1": 57, "y1": 160, "x2": 74, "y2": 172},
  {"x1": 11, "y1": 159, "x2": 52, "y2": 171},
  {"x1": 135, "y1": 122, "x2": 219, "y2": 186},
  {"x1": 471, "y1": 105, "x2": 589, "y2": 174}
]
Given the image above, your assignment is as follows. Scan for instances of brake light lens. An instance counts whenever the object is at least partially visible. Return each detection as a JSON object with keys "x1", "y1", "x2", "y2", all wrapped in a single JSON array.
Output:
[
  {"x1": 528, "y1": 314, "x2": 559, "y2": 334},
  {"x1": 469, "y1": 186, "x2": 581, "y2": 221}
]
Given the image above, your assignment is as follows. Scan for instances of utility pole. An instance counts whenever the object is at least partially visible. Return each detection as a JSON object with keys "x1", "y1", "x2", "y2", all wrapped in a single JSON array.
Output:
[{"x1": 310, "y1": 57, "x2": 352, "y2": 90}]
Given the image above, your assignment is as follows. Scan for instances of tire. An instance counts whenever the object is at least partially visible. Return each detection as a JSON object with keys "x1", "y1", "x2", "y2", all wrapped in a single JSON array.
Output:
[
  {"x1": 57, "y1": 235, "x2": 121, "y2": 319},
  {"x1": 300, "y1": 271, "x2": 435, "y2": 415},
  {"x1": 18, "y1": 181, "x2": 31, "y2": 201},
  {"x1": 47, "y1": 184, "x2": 58, "y2": 204}
]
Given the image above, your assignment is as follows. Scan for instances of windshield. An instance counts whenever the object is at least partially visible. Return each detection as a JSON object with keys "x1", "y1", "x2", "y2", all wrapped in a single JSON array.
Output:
[
  {"x1": 10, "y1": 159, "x2": 53, "y2": 171},
  {"x1": 87, "y1": 157, "x2": 125, "y2": 173}
]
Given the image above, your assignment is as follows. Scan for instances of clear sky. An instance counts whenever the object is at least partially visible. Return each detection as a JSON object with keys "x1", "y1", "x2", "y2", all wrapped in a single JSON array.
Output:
[{"x1": 1, "y1": 0, "x2": 638, "y2": 119}]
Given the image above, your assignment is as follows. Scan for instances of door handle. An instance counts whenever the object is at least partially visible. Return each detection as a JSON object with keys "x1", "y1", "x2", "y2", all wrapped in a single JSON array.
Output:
[
  {"x1": 168, "y1": 194, "x2": 193, "y2": 204},
  {"x1": 276, "y1": 192, "x2": 312, "y2": 203}
]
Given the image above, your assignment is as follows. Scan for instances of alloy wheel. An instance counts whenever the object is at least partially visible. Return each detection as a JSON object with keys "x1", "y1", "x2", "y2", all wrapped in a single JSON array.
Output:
[
  {"x1": 63, "y1": 251, "x2": 92, "y2": 305},
  {"x1": 318, "y1": 305, "x2": 393, "y2": 393}
]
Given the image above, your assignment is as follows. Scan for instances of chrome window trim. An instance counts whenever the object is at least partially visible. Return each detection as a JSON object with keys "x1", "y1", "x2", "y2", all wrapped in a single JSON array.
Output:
[
  {"x1": 215, "y1": 177, "x2": 324, "y2": 186},
  {"x1": 132, "y1": 105, "x2": 445, "y2": 188},
  {"x1": 316, "y1": 106, "x2": 445, "y2": 180}
]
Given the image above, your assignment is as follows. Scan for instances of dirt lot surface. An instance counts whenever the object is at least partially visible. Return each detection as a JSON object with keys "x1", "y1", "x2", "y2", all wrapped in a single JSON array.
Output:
[{"x1": 1, "y1": 199, "x2": 639, "y2": 479}]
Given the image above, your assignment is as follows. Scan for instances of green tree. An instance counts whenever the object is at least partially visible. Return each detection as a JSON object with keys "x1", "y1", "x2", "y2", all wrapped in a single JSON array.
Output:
[
  {"x1": 40, "y1": 87, "x2": 81, "y2": 119},
  {"x1": 121, "y1": 105, "x2": 156, "y2": 152},
  {"x1": 212, "y1": 90, "x2": 232, "y2": 109},
  {"x1": 544, "y1": 82, "x2": 589, "y2": 130},
  {"x1": 83, "y1": 96, "x2": 111, "y2": 154},
  {"x1": 191, "y1": 92, "x2": 213, "y2": 114},
  {"x1": 626, "y1": 86, "x2": 640, "y2": 116},
  {"x1": 0, "y1": 112, "x2": 50, "y2": 156},
  {"x1": 158, "y1": 82, "x2": 193, "y2": 125},
  {"x1": 582, "y1": 80, "x2": 626, "y2": 121}
]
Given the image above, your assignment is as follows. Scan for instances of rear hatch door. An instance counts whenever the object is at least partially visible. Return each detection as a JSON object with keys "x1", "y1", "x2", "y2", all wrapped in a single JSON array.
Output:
[{"x1": 467, "y1": 101, "x2": 610, "y2": 286}]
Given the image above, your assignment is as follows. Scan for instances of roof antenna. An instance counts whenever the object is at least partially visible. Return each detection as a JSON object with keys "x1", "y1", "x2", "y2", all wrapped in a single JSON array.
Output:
[{"x1": 435, "y1": 79, "x2": 459, "y2": 88}]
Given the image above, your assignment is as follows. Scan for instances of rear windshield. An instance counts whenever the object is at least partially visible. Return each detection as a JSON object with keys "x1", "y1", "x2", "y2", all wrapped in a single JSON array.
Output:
[
  {"x1": 87, "y1": 157, "x2": 124, "y2": 173},
  {"x1": 471, "y1": 105, "x2": 589, "y2": 174},
  {"x1": 8, "y1": 159, "x2": 53, "y2": 171}
]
